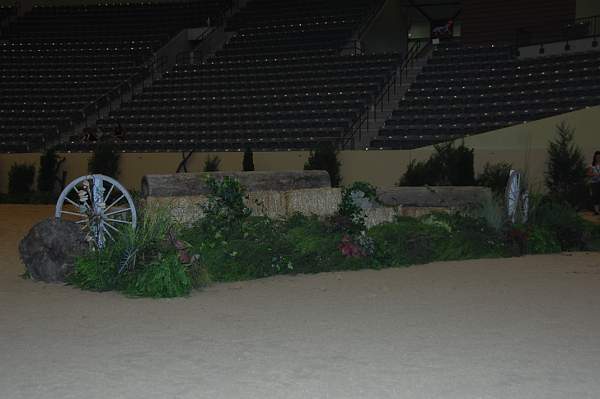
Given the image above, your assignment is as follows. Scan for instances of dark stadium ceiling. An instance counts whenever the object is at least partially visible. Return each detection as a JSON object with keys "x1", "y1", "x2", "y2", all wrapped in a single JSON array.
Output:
[{"x1": 401, "y1": 0, "x2": 462, "y2": 22}]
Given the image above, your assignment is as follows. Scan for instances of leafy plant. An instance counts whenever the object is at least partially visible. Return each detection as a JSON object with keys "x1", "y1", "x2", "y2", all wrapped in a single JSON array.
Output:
[
  {"x1": 477, "y1": 162, "x2": 512, "y2": 197},
  {"x1": 8, "y1": 163, "x2": 35, "y2": 197},
  {"x1": 114, "y1": 204, "x2": 176, "y2": 274},
  {"x1": 399, "y1": 159, "x2": 433, "y2": 186},
  {"x1": 88, "y1": 141, "x2": 120, "y2": 178},
  {"x1": 545, "y1": 122, "x2": 587, "y2": 208},
  {"x1": 473, "y1": 195, "x2": 505, "y2": 232},
  {"x1": 398, "y1": 142, "x2": 475, "y2": 186},
  {"x1": 203, "y1": 155, "x2": 221, "y2": 172},
  {"x1": 528, "y1": 197, "x2": 586, "y2": 251},
  {"x1": 304, "y1": 141, "x2": 342, "y2": 187},
  {"x1": 124, "y1": 254, "x2": 192, "y2": 298},
  {"x1": 69, "y1": 203, "x2": 206, "y2": 298},
  {"x1": 69, "y1": 255, "x2": 119, "y2": 291},
  {"x1": 527, "y1": 226, "x2": 561, "y2": 254},
  {"x1": 201, "y1": 176, "x2": 251, "y2": 234},
  {"x1": 242, "y1": 147, "x2": 255, "y2": 171}
]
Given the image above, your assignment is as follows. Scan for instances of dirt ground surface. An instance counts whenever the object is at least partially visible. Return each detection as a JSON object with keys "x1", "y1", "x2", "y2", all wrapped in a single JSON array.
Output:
[{"x1": 1, "y1": 204, "x2": 600, "y2": 399}]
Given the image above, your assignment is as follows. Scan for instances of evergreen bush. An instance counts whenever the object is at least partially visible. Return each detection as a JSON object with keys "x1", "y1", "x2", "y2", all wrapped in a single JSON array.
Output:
[
  {"x1": 242, "y1": 147, "x2": 255, "y2": 171},
  {"x1": 88, "y1": 141, "x2": 120, "y2": 178},
  {"x1": 203, "y1": 155, "x2": 221, "y2": 172},
  {"x1": 37, "y1": 147, "x2": 64, "y2": 195},
  {"x1": 398, "y1": 142, "x2": 475, "y2": 186},
  {"x1": 545, "y1": 122, "x2": 587, "y2": 208},
  {"x1": 477, "y1": 162, "x2": 512, "y2": 197},
  {"x1": 304, "y1": 141, "x2": 342, "y2": 187}
]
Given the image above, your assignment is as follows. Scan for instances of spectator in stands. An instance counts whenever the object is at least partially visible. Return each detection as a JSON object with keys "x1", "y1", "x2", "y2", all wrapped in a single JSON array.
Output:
[
  {"x1": 114, "y1": 123, "x2": 125, "y2": 140},
  {"x1": 588, "y1": 151, "x2": 600, "y2": 215},
  {"x1": 432, "y1": 20, "x2": 454, "y2": 39}
]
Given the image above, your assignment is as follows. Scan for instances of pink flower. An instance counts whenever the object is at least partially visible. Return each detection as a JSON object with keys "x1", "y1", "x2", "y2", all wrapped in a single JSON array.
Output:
[{"x1": 339, "y1": 235, "x2": 366, "y2": 258}]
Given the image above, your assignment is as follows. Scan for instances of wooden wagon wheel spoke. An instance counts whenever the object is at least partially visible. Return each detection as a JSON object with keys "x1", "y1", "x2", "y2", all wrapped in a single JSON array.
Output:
[
  {"x1": 104, "y1": 207, "x2": 132, "y2": 217},
  {"x1": 60, "y1": 210, "x2": 86, "y2": 218},
  {"x1": 104, "y1": 221, "x2": 121, "y2": 233},
  {"x1": 101, "y1": 224, "x2": 115, "y2": 242},
  {"x1": 55, "y1": 174, "x2": 137, "y2": 249}
]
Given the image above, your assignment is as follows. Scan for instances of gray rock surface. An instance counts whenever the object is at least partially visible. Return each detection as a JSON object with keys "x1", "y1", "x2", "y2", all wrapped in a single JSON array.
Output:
[
  {"x1": 19, "y1": 218, "x2": 88, "y2": 283},
  {"x1": 376, "y1": 186, "x2": 492, "y2": 208},
  {"x1": 141, "y1": 170, "x2": 331, "y2": 197}
]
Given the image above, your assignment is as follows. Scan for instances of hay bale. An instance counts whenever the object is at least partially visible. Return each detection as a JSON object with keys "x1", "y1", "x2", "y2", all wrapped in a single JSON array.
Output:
[
  {"x1": 285, "y1": 188, "x2": 342, "y2": 216},
  {"x1": 247, "y1": 191, "x2": 287, "y2": 218},
  {"x1": 364, "y1": 206, "x2": 402, "y2": 228},
  {"x1": 145, "y1": 196, "x2": 207, "y2": 226}
]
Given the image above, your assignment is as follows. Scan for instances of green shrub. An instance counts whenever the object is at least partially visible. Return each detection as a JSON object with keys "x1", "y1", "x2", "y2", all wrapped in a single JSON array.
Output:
[
  {"x1": 37, "y1": 147, "x2": 64, "y2": 195},
  {"x1": 242, "y1": 147, "x2": 255, "y2": 171},
  {"x1": 527, "y1": 226, "x2": 561, "y2": 254},
  {"x1": 8, "y1": 163, "x2": 35, "y2": 196},
  {"x1": 545, "y1": 122, "x2": 588, "y2": 208},
  {"x1": 88, "y1": 141, "x2": 120, "y2": 178},
  {"x1": 436, "y1": 142, "x2": 475, "y2": 186},
  {"x1": 399, "y1": 159, "x2": 434, "y2": 186},
  {"x1": 398, "y1": 142, "x2": 475, "y2": 186},
  {"x1": 477, "y1": 162, "x2": 512, "y2": 197},
  {"x1": 368, "y1": 213, "x2": 509, "y2": 267},
  {"x1": 69, "y1": 254, "x2": 119, "y2": 291},
  {"x1": 368, "y1": 217, "x2": 446, "y2": 266},
  {"x1": 189, "y1": 216, "x2": 294, "y2": 281},
  {"x1": 529, "y1": 197, "x2": 586, "y2": 251},
  {"x1": 304, "y1": 141, "x2": 342, "y2": 187},
  {"x1": 203, "y1": 155, "x2": 221, "y2": 172},
  {"x1": 200, "y1": 176, "x2": 250, "y2": 235},
  {"x1": 69, "y1": 203, "x2": 201, "y2": 297},
  {"x1": 473, "y1": 195, "x2": 505, "y2": 232},
  {"x1": 422, "y1": 212, "x2": 509, "y2": 260},
  {"x1": 124, "y1": 254, "x2": 192, "y2": 298}
]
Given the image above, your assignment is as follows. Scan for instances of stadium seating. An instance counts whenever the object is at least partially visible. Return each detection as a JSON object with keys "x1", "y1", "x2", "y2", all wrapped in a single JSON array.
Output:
[
  {"x1": 0, "y1": 1, "x2": 225, "y2": 153},
  {"x1": 371, "y1": 42, "x2": 600, "y2": 149},
  {"x1": 0, "y1": 5, "x2": 14, "y2": 22},
  {"x1": 66, "y1": 0, "x2": 402, "y2": 152}
]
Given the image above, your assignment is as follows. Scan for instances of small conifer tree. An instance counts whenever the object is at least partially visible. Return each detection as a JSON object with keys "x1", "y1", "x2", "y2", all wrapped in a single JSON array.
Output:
[
  {"x1": 304, "y1": 141, "x2": 341, "y2": 187},
  {"x1": 242, "y1": 147, "x2": 255, "y2": 171},
  {"x1": 545, "y1": 122, "x2": 587, "y2": 208}
]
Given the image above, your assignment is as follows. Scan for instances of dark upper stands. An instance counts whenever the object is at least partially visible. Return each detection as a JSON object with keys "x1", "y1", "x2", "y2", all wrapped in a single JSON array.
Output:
[
  {"x1": 77, "y1": 0, "x2": 401, "y2": 152},
  {"x1": 0, "y1": 5, "x2": 14, "y2": 22},
  {"x1": 371, "y1": 42, "x2": 600, "y2": 149},
  {"x1": 0, "y1": 1, "x2": 225, "y2": 153}
]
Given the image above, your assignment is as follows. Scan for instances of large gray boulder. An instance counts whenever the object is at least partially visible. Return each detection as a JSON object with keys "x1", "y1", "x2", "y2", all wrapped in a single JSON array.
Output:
[{"x1": 19, "y1": 218, "x2": 88, "y2": 283}]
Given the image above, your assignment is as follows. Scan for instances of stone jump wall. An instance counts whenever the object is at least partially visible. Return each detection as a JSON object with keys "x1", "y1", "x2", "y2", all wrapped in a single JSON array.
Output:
[{"x1": 142, "y1": 171, "x2": 492, "y2": 226}]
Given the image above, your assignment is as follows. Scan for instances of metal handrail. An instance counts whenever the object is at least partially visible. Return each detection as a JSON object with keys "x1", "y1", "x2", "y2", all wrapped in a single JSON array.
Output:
[
  {"x1": 175, "y1": 26, "x2": 220, "y2": 65},
  {"x1": 515, "y1": 14, "x2": 600, "y2": 48},
  {"x1": 340, "y1": 40, "x2": 366, "y2": 56},
  {"x1": 78, "y1": 53, "x2": 167, "y2": 129},
  {"x1": 341, "y1": 38, "x2": 430, "y2": 149},
  {"x1": 355, "y1": 0, "x2": 388, "y2": 41}
]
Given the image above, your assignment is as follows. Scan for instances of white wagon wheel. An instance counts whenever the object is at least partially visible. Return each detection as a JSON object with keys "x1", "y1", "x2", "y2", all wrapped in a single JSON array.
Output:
[
  {"x1": 505, "y1": 170, "x2": 521, "y2": 224},
  {"x1": 55, "y1": 174, "x2": 137, "y2": 249},
  {"x1": 505, "y1": 170, "x2": 529, "y2": 224}
]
